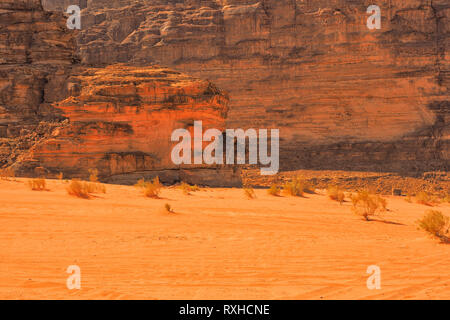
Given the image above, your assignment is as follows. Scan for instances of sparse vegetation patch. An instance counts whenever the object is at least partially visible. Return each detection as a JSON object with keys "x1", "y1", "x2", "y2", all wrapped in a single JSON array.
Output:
[
  {"x1": 351, "y1": 191, "x2": 387, "y2": 221},
  {"x1": 327, "y1": 185, "x2": 345, "y2": 204},
  {"x1": 179, "y1": 182, "x2": 200, "y2": 195},
  {"x1": 282, "y1": 176, "x2": 313, "y2": 197},
  {"x1": 418, "y1": 210, "x2": 449, "y2": 243},
  {"x1": 28, "y1": 178, "x2": 47, "y2": 191},
  {"x1": 415, "y1": 191, "x2": 439, "y2": 206},
  {"x1": 267, "y1": 184, "x2": 281, "y2": 196},
  {"x1": 135, "y1": 177, "x2": 162, "y2": 198},
  {"x1": 244, "y1": 187, "x2": 256, "y2": 199}
]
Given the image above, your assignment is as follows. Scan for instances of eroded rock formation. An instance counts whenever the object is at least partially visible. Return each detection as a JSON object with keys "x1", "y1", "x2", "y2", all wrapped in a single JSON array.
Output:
[
  {"x1": 1, "y1": 0, "x2": 448, "y2": 187},
  {"x1": 42, "y1": 0, "x2": 449, "y2": 174},
  {"x1": 25, "y1": 64, "x2": 232, "y2": 185},
  {"x1": 0, "y1": 0, "x2": 76, "y2": 167},
  {"x1": 1, "y1": 1, "x2": 238, "y2": 186}
]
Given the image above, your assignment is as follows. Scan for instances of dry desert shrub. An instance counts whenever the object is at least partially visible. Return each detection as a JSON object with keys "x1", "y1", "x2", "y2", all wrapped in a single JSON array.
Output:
[
  {"x1": 164, "y1": 203, "x2": 174, "y2": 214},
  {"x1": 416, "y1": 191, "x2": 439, "y2": 206},
  {"x1": 283, "y1": 176, "x2": 315, "y2": 197},
  {"x1": 418, "y1": 210, "x2": 450, "y2": 243},
  {"x1": 282, "y1": 176, "x2": 313, "y2": 197},
  {"x1": 327, "y1": 185, "x2": 345, "y2": 204},
  {"x1": 67, "y1": 179, "x2": 90, "y2": 199},
  {"x1": 135, "y1": 178, "x2": 148, "y2": 189},
  {"x1": 135, "y1": 177, "x2": 162, "y2": 198},
  {"x1": 351, "y1": 191, "x2": 387, "y2": 221},
  {"x1": 88, "y1": 168, "x2": 99, "y2": 182},
  {"x1": 283, "y1": 180, "x2": 303, "y2": 196},
  {"x1": 244, "y1": 187, "x2": 256, "y2": 199},
  {"x1": 87, "y1": 181, "x2": 106, "y2": 194},
  {"x1": 299, "y1": 177, "x2": 315, "y2": 194},
  {"x1": 179, "y1": 181, "x2": 200, "y2": 195},
  {"x1": 0, "y1": 167, "x2": 15, "y2": 180},
  {"x1": 28, "y1": 178, "x2": 46, "y2": 191},
  {"x1": 267, "y1": 183, "x2": 281, "y2": 196},
  {"x1": 66, "y1": 179, "x2": 106, "y2": 198}
]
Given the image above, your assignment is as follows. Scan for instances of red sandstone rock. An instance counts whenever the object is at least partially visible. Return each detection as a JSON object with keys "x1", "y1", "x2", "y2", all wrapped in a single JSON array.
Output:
[
  {"x1": 1, "y1": 0, "x2": 448, "y2": 185},
  {"x1": 43, "y1": 0, "x2": 449, "y2": 173},
  {"x1": 0, "y1": 0, "x2": 76, "y2": 166},
  {"x1": 25, "y1": 64, "x2": 232, "y2": 184}
]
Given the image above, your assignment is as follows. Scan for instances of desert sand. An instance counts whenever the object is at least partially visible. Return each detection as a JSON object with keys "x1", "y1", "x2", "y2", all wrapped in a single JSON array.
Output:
[{"x1": 0, "y1": 178, "x2": 449, "y2": 300}]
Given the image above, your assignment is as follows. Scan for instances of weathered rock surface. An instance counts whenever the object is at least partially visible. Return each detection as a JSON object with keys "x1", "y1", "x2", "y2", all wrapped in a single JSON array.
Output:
[
  {"x1": 43, "y1": 0, "x2": 449, "y2": 174},
  {"x1": 0, "y1": 0, "x2": 76, "y2": 166},
  {"x1": 24, "y1": 64, "x2": 232, "y2": 184},
  {"x1": 1, "y1": 0, "x2": 448, "y2": 187},
  {"x1": 1, "y1": 1, "x2": 239, "y2": 186}
]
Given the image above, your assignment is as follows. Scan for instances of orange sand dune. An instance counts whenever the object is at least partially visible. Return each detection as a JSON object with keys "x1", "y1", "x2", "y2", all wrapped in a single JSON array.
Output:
[{"x1": 0, "y1": 179, "x2": 449, "y2": 300}]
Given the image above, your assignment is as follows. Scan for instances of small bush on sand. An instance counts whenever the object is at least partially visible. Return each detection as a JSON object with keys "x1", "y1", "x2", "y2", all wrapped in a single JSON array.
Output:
[
  {"x1": 418, "y1": 210, "x2": 450, "y2": 243},
  {"x1": 351, "y1": 191, "x2": 387, "y2": 221},
  {"x1": 88, "y1": 168, "x2": 99, "y2": 182},
  {"x1": 282, "y1": 180, "x2": 301, "y2": 196},
  {"x1": 244, "y1": 187, "x2": 256, "y2": 199},
  {"x1": 164, "y1": 203, "x2": 174, "y2": 214},
  {"x1": 179, "y1": 182, "x2": 200, "y2": 195},
  {"x1": 135, "y1": 178, "x2": 148, "y2": 189},
  {"x1": 66, "y1": 179, "x2": 105, "y2": 198},
  {"x1": 135, "y1": 177, "x2": 162, "y2": 198},
  {"x1": 282, "y1": 176, "x2": 314, "y2": 197},
  {"x1": 67, "y1": 179, "x2": 90, "y2": 199},
  {"x1": 0, "y1": 167, "x2": 15, "y2": 180},
  {"x1": 28, "y1": 178, "x2": 46, "y2": 191},
  {"x1": 301, "y1": 179, "x2": 315, "y2": 194},
  {"x1": 87, "y1": 181, "x2": 106, "y2": 194},
  {"x1": 327, "y1": 185, "x2": 345, "y2": 204},
  {"x1": 267, "y1": 184, "x2": 281, "y2": 196},
  {"x1": 416, "y1": 192, "x2": 439, "y2": 206}
]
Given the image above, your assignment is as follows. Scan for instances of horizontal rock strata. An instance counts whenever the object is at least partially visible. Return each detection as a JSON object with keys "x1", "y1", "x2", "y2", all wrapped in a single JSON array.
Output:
[{"x1": 44, "y1": 0, "x2": 449, "y2": 174}]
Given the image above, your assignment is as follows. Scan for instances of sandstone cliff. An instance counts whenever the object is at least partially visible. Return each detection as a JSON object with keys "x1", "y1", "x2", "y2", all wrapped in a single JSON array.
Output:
[
  {"x1": 1, "y1": 1, "x2": 238, "y2": 186},
  {"x1": 2, "y1": 0, "x2": 448, "y2": 187},
  {"x1": 43, "y1": 0, "x2": 449, "y2": 174},
  {"x1": 25, "y1": 64, "x2": 233, "y2": 185},
  {"x1": 0, "y1": 0, "x2": 76, "y2": 167}
]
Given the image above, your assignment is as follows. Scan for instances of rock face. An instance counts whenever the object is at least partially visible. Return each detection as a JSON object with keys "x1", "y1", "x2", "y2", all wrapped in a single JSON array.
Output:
[
  {"x1": 1, "y1": 0, "x2": 448, "y2": 186},
  {"x1": 44, "y1": 0, "x2": 449, "y2": 174},
  {"x1": 25, "y1": 64, "x2": 232, "y2": 185},
  {"x1": 1, "y1": 1, "x2": 238, "y2": 186},
  {"x1": 0, "y1": 0, "x2": 76, "y2": 167}
]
